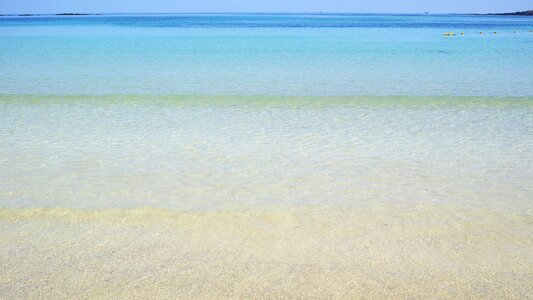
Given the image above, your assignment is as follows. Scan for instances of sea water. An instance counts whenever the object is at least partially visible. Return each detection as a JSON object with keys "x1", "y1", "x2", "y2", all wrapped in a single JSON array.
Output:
[
  {"x1": 0, "y1": 14, "x2": 532, "y2": 298},
  {"x1": 0, "y1": 14, "x2": 532, "y2": 96}
]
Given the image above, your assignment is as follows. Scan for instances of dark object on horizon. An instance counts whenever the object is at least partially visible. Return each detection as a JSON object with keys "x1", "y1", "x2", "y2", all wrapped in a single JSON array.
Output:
[
  {"x1": 55, "y1": 13, "x2": 92, "y2": 16},
  {"x1": 18, "y1": 14, "x2": 36, "y2": 16},
  {"x1": 489, "y1": 10, "x2": 533, "y2": 16}
]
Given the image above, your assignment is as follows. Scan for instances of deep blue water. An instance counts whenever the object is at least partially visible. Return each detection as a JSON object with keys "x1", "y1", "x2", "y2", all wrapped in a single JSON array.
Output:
[{"x1": 1, "y1": 14, "x2": 533, "y2": 29}]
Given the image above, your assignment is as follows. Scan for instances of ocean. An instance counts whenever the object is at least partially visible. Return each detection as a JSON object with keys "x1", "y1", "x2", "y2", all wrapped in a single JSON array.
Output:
[
  {"x1": 0, "y1": 14, "x2": 532, "y2": 96},
  {"x1": 0, "y1": 14, "x2": 532, "y2": 298}
]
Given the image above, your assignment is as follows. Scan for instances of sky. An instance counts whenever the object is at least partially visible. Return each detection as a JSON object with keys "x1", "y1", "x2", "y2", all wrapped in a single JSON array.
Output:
[{"x1": 0, "y1": 0, "x2": 530, "y2": 14}]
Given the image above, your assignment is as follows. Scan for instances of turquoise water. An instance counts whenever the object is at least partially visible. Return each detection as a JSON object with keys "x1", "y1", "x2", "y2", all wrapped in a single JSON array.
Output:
[
  {"x1": 0, "y1": 14, "x2": 531, "y2": 211},
  {"x1": 1, "y1": 14, "x2": 532, "y2": 95},
  {"x1": 0, "y1": 14, "x2": 532, "y2": 210},
  {"x1": 0, "y1": 15, "x2": 532, "y2": 298}
]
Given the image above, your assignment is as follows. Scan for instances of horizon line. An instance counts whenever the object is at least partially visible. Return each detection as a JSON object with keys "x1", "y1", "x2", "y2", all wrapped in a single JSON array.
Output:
[{"x1": 0, "y1": 11, "x2": 525, "y2": 16}]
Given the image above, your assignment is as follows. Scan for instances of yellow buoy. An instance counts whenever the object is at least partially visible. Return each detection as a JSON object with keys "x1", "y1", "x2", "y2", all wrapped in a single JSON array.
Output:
[
  {"x1": 461, "y1": 32, "x2": 464, "y2": 35},
  {"x1": 480, "y1": 32, "x2": 483, "y2": 34},
  {"x1": 493, "y1": 32, "x2": 497, "y2": 34}
]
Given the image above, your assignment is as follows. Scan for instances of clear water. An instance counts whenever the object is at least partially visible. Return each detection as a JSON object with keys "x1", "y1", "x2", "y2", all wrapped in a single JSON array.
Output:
[
  {"x1": 1, "y1": 14, "x2": 532, "y2": 96},
  {"x1": 0, "y1": 14, "x2": 532, "y2": 298},
  {"x1": 0, "y1": 95, "x2": 532, "y2": 211}
]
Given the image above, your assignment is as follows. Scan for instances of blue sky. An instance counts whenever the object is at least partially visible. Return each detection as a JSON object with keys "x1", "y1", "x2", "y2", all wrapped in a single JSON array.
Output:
[{"x1": 0, "y1": 0, "x2": 530, "y2": 14}]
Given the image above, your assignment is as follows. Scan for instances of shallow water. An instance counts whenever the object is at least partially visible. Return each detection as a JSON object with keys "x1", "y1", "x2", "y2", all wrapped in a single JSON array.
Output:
[
  {"x1": 1, "y1": 95, "x2": 532, "y2": 298},
  {"x1": 0, "y1": 95, "x2": 532, "y2": 211},
  {"x1": 1, "y1": 205, "x2": 531, "y2": 298},
  {"x1": 0, "y1": 14, "x2": 532, "y2": 299}
]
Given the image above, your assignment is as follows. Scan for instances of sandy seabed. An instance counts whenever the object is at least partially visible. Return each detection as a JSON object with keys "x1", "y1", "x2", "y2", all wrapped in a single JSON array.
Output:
[
  {"x1": 1, "y1": 95, "x2": 532, "y2": 298},
  {"x1": 1, "y1": 204, "x2": 531, "y2": 299}
]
